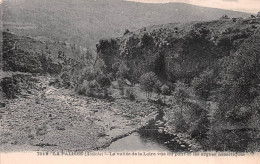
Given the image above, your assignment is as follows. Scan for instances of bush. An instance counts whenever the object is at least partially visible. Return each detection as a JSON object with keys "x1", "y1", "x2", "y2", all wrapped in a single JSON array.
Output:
[
  {"x1": 161, "y1": 84, "x2": 171, "y2": 96},
  {"x1": 140, "y1": 72, "x2": 158, "y2": 99},
  {"x1": 117, "y1": 78, "x2": 126, "y2": 96},
  {"x1": 174, "y1": 83, "x2": 189, "y2": 105},
  {"x1": 165, "y1": 102, "x2": 210, "y2": 139},
  {"x1": 206, "y1": 125, "x2": 251, "y2": 151},
  {"x1": 153, "y1": 80, "x2": 162, "y2": 96},
  {"x1": 1, "y1": 77, "x2": 19, "y2": 99},
  {"x1": 78, "y1": 80, "x2": 100, "y2": 97},
  {"x1": 125, "y1": 87, "x2": 136, "y2": 101},
  {"x1": 87, "y1": 80, "x2": 100, "y2": 97},
  {"x1": 220, "y1": 15, "x2": 230, "y2": 20},
  {"x1": 116, "y1": 62, "x2": 130, "y2": 79},
  {"x1": 124, "y1": 29, "x2": 130, "y2": 35},
  {"x1": 165, "y1": 109, "x2": 188, "y2": 133}
]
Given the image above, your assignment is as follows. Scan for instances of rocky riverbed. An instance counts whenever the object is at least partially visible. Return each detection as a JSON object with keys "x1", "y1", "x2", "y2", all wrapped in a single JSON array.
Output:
[{"x1": 0, "y1": 75, "x2": 158, "y2": 152}]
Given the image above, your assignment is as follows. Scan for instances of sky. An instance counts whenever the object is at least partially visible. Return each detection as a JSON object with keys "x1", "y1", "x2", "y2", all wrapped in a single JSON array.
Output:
[{"x1": 126, "y1": 0, "x2": 260, "y2": 13}]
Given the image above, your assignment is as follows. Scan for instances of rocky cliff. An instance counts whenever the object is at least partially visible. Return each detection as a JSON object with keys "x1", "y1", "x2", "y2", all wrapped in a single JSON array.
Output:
[{"x1": 97, "y1": 18, "x2": 260, "y2": 83}]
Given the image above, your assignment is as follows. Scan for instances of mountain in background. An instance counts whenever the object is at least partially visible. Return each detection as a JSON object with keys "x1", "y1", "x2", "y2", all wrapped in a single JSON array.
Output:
[{"x1": 3, "y1": 0, "x2": 251, "y2": 51}]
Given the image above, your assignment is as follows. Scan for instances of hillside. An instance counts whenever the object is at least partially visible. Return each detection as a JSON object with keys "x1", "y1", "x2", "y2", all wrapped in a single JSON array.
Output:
[
  {"x1": 97, "y1": 17, "x2": 260, "y2": 83},
  {"x1": 0, "y1": 32, "x2": 159, "y2": 152},
  {"x1": 3, "y1": 0, "x2": 251, "y2": 51}
]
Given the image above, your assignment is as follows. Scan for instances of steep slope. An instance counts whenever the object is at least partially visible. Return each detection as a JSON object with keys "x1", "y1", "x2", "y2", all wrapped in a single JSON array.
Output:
[
  {"x1": 97, "y1": 17, "x2": 260, "y2": 83},
  {"x1": 3, "y1": 32, "x2": 66, "y2": 74},
  {"x1": 3, "y1": 0, "x2": 251, "y2": 50}
]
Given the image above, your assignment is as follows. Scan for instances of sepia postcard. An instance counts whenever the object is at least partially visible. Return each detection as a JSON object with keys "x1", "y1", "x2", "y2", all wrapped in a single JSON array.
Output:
[{"x1": 0, "y1": 0, "x2": 260, "y2": 163}]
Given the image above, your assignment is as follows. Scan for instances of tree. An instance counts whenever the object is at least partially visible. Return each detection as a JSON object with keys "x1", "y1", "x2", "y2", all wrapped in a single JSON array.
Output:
[
  {"x1": 173, "y1": 81, "x2": 189, "y2": 114},
  {"x1": 191, "y1": 69, "x2": 216, "y2": 100},
  {"x1": 140, "y1": 72, "x2": 158, "y2": 100},
  {"x1": 124, "y1": 29, "x2": 130, "y2": 35},
  {"x1": 96, "y1": 73, "x2": 111, "y2": 98},
  {"x1": 204, "y1": 36, "x2": 260, "y2": 151},
  {"x1": 220, "y1": 15, "x2": 230, "y2": 20},
  {"x1": 116, "y1": 62, "x2": 130, "y2": 79}
]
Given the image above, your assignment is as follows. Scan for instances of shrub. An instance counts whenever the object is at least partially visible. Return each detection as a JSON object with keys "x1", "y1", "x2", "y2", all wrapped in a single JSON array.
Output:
[
  {"x1": 96, "y1": 73, "x2": 111, "y2": 98},
  {"x1": 78, "y1": 80, "x2": 100, "y2": 97},
  {"x1": 220, "y1": 15, "x2": 230, "y2": 20},
  {"x1": 117, "y1": 62, "x2": 130, "y2": 79},
  {"x1": 165, "y1": 102, "x2": 210, "y2": 139},
  {"x1": 165, "y1": 108, "x2": 188, "y2": 133},
  {"x1": 124, "y1": 29, "x2": 130, "y2": 35},
  {"x1": 49, "y1": 77, "x2": 62, "y2": 88},
  {"x1": 161, "y1": 84, "x2": 171, "y2": 96},
  {"x1": 1, "y1": 77, "x2": 19, "y2": 99},
  {"x1": 153, "y1": 80, "x2": 162, "y2": 96},
  {"x1": 206, "y1": 124, "x2": 251, "y2": 151},
  {"x1": 86, "y1": 80, "x2": 100, "y2": 97},
  {"x1": 125, "y1": 87, "x2": 136, "y2": 101},
  {"x1": 117, "y1": 78, "x2": 126, "y2": 96},
  {"x1": 140, "y1": 72, "x2": 158, "y2": 99}
]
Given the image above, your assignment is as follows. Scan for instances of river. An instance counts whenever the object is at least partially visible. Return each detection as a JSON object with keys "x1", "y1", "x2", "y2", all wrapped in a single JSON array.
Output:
[{"x1": 105, "y1": 108, "x2": 189, "y2": 152}]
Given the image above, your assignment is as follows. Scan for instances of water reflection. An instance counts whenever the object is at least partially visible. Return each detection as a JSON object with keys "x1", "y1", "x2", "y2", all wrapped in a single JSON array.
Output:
[
  {"x1": 105, "y1": 111, "x2": 188, "y2": 152},
  {"x1": 105, "y1": 132, "x2": 172, "y2": 152}
]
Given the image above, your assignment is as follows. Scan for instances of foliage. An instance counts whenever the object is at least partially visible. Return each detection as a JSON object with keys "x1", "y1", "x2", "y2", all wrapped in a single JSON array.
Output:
[
  {"x1": 191, "y1": 69, "x2": 216, "y2": 100},
  {"x1": 76, "y1": 59, "x2": 111, "y2": 98},
  {"x1": 220, "y1": 15, "x2": 230, "y2": 20},
  {"x1": 125, "y1": 87, "x2": 136, "y2": 101},
  {"x1": 124, "y1": 29, "x2": 130, "y2": 35},
  {"x1": 140, "y1": 72, "x2": 158, "y2": 99},
  {"x1": 173, "y1": 81, "x2": 190, "y2": 107},
  {"x1": 153, "y1": 80, "x2": 162, "y2": 96},
  {"x1": 116, "y1": 62, "x2": 130, "y2": 79},
  {"x1": 201, "y1": 35, "x2": 260, "y2": 151},
  {"x1": 78, "y1": 80, "x2": 100, "y2": 97},
  {"x1": 161, "y1": 84, "x2": 171, "y2": 96},
  {"x1": 165, "y1": 102, "x2": 210, "y2": 138}
]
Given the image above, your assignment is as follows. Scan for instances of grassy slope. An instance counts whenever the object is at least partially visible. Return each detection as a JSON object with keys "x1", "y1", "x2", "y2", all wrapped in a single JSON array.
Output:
[{"x1": 3, "y1": 0, "x2": 250, "y2": 51}]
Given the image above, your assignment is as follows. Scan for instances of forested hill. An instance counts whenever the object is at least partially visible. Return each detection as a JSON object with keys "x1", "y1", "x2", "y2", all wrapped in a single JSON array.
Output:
[
  {"x1": 97, "y1": 17, "x2": 260, "y2": 83},
  {"x1": 3, "y1": 0, "x2": 250, "y2": 50}
]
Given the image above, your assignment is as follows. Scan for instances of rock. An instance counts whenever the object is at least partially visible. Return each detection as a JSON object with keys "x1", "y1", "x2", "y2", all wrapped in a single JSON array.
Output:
[
  {"x1": 0, "y1": 102, "x2": 6, "y2": 108},
  {"x1": 158, "y1": 129, "x2": 163, "y2": 133},
  {"x1": 180, "y1": 145, "x2": 186, "y2": 148}
]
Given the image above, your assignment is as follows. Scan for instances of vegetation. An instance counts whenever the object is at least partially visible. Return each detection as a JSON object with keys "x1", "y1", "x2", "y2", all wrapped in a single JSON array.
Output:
[
  {"x1": 125, "y1": 87, "x2": 136, "y2": 101},
  {"x1": 220, "y1": 15, "x2": 230, "y2": 20},
  {"x1": 139, "y1": 72, "x2": 158, "y2": 100}
]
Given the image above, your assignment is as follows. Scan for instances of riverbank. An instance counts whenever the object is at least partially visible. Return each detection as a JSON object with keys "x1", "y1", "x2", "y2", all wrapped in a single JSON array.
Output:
[{"x1": 0, "y1": 75, "x2": 158, "y2": 152}]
